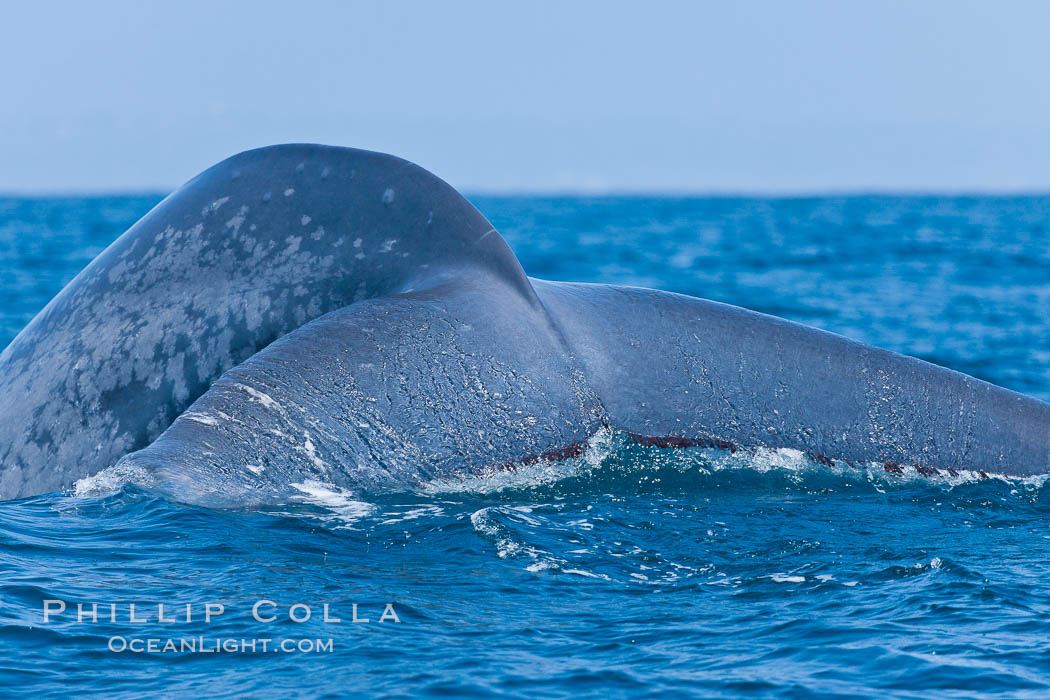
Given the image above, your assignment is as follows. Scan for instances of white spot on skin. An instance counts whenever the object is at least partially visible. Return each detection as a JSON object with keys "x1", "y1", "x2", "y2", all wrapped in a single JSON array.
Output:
[
  {"x1": 301, "y1": 215, "x2": 311, "y2": 226},
  {"x1": 284, "y1": 188, "x2": 295, "y2": 197},
  {"x1": 353, "y1": 238, "x2": 362, "y2": 248},
  {"x1": 303, "y1": 433, "x2": 326, "y2": 471},
  {"x1": 379, "y1": 239, "x2": 398, "y2": 253},
  {"x1": 238, "y1": 384, "x2": 279, "y2": 410},
  {"x1": 296, "y1": 162, "x2": 305, "y2": 172},
  {"x1": 321, "y1": 167, "x2": 331, "y2": 179},
  {"x1": 183, "y1": 413, "x2": 220, "y2": 427},
  {"x1": 225, "y1": 205, "x2": 248, "y2": 234},
  {"x1": 262, "y1": 192, "x2": 272, "y2": 202},
  {"x1": 382, "y1": 188, "x2": 395, "y2": 204},
  {"x1": 353, "y1": 281, "x2": 367, "y2": 301},
  {"x1": 201, "y1": 196, "x2": 230, "y2": 216},
  {"x1": 311, "y1": 226, "x2": 325, "y2": 241}
]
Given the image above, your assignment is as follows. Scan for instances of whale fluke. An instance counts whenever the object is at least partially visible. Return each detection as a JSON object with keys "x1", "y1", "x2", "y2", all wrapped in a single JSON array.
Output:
[
  {"x1": 1, "y1": 144, "x2": 1048, "y2": 503},
  {"x1": 0, "y1": 145, "x2": 536, "y2": 498}
]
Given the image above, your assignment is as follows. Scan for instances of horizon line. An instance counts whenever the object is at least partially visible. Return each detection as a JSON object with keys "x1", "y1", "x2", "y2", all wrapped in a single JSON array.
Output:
[{"x1": 3, "y1": 186, "x2": 1050, "y2": 200}]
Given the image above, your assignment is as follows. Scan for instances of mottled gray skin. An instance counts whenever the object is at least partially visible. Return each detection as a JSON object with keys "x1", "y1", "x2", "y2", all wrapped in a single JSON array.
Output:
[
  {"x1": 1, "y1": 144, "x2": 1048, "y2": 504},
  {"x1": 0, "y1": 145, "x2": 534, "y2": 499}
]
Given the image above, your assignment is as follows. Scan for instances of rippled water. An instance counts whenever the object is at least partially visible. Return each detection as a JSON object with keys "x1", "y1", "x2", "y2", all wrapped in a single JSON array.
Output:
[{"x1": 3, "y1": 194, "x2": 1050, "y2": 697}]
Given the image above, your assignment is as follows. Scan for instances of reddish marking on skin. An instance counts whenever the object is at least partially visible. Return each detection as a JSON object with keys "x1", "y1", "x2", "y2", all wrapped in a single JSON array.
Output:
[
  {"x1": 500, "y1": 432, "x2": 747, "y2": 473},
  {"x1": 807, "y1": 451, "x2": 836, "y2": 468},
  {"x1": 626, "y1": 433, "x2": 739, "y2": 453},
  {"x1": 498, "y1": 440, "x2": 587, "y2": 472},
  {"x1": 497, "y1": 435, "x2": 982, "y2": 482},
  {"x1": 883, "y1": 460, "x2": 904, "y2": 474},
  {"x1": 534, "y1": 441, "x2": 586, "y2": 463},
  {"x1": 702, "y1": 437, "x2": 738, "y2": 453},
  {"x1": 712, "y1": 438, "x2": 738, "y2": 454},
  {"x1": 627, "y1": 433, "x2": 697, "y2": 449}
]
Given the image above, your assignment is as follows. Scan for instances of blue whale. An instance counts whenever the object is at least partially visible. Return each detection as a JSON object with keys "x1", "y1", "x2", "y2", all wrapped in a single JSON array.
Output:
[{"x1": 1, "y1": 144, "x2": 1048, "y2": 504}]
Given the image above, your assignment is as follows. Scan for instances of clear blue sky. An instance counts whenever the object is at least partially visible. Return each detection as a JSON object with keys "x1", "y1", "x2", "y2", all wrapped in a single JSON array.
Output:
[{"x1": 2, "y1": 1, "x2": 1049, "y2": 193}]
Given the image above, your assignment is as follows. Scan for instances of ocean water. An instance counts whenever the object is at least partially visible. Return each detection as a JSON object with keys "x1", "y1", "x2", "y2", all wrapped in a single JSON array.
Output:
[{"x1": 3, "y1": 194, "x2": 1050, "y2": 697}]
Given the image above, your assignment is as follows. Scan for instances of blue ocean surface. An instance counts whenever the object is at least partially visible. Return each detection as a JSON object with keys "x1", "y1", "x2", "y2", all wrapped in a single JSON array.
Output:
[{"x1": 3, "y1": 194, "x2": 1050, "y2": 697}]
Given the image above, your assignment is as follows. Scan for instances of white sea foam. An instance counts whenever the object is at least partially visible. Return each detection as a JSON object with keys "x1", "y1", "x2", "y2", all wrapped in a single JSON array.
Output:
[
  {"x1": 770, "y1": 573, "x2": 806, "y2": 583},
  {"x1": 289, "y1": 479, "x2": 375, "y2": 526},
  {"x1": 73, "y1": 462, "x2": 154, "y2": 497}
]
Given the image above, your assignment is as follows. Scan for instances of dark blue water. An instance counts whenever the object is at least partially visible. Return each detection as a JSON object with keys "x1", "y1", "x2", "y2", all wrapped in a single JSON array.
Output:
[{"x1": 3, "y1": 194, "x2": 1050, "y2": 697}]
